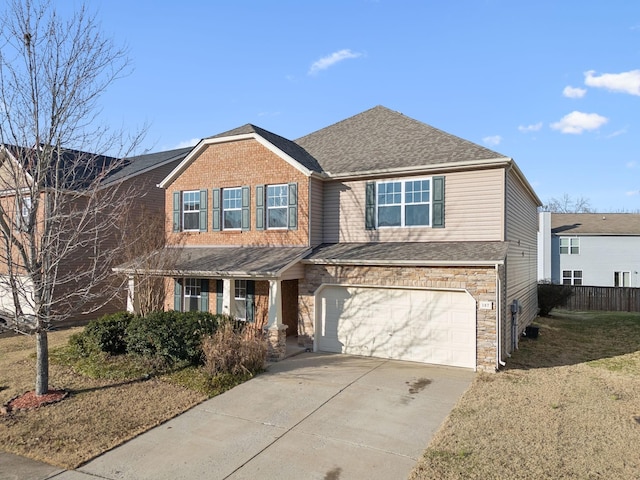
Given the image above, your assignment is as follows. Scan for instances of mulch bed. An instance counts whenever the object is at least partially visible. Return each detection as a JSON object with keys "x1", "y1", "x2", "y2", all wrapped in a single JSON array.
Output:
[{"x1": 2, "y1": 389, "x2": 68, "y2": 414}]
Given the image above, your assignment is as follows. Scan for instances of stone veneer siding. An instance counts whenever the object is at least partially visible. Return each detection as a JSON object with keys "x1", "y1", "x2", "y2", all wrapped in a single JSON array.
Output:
[{"x1": 299, "y1": 264, "x2": 501, "y2": 372}]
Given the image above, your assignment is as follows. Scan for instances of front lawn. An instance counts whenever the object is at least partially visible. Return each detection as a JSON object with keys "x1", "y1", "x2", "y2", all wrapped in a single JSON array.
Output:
[{"x1": 410, "y1": 310, "x2": 640, "y2": 479}]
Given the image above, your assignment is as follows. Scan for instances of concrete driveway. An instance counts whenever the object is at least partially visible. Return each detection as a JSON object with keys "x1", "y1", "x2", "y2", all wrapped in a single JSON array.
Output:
[{"x1": 27, "y1": 352, "x2": 474, "y2": 480}]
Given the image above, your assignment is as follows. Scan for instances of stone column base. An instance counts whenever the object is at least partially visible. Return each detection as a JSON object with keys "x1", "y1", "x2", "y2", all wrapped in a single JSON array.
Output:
[{"x1": 265, "y1": 324, "x2": 288, "y2": 362}]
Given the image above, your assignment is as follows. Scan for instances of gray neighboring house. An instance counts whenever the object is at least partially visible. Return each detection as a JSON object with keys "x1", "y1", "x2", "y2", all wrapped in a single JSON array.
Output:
[{"x1": 538, "y1": 212, "x2": 640, "y2": 287}]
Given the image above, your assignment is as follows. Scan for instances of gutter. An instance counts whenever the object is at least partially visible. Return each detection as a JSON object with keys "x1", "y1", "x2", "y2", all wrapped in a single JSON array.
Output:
[{"x1": 496, "y1": 263, "x2": 505, "y2": 368}]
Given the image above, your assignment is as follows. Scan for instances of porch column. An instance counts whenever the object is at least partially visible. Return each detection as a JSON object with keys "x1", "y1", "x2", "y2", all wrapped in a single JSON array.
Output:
[
  {"x1": 126, "y1": 275, "x2": 135, "y2": 314},
  {"x1": 266, "y1": 279, "x2": 287, "y2": 361},
  {"x1": 222, "y1": 278, "x2": 232, "y2": 315}
]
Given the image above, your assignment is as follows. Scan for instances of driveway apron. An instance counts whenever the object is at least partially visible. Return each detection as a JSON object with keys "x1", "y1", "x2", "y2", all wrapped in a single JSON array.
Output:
[{"x1": 56, "y1": 353, "x2": 474, "y2": 480}]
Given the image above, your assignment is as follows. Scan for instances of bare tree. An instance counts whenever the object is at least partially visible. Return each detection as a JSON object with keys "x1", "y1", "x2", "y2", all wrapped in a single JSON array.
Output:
[
  {"x1": 543, "y1": 194, "x2": 594, "y2": 213},
  {"x1": 0, "y1": 0, "x2": 142, "y2": 395}
]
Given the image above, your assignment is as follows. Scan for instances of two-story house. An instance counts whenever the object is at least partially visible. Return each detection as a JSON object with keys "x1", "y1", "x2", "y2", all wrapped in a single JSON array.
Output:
[
  {"x1": 120, "y1": 106, "x2": 541, "y2": 372},
  {"x1": 0, "y1": 145, "x2": 190, "y2": 328},
  {"x1": 538, "y1": 211, "x2": 640, "y2": 287}
]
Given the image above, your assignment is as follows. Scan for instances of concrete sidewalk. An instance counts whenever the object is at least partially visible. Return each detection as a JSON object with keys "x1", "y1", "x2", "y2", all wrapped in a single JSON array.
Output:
[{"x1": 6, "y1": 353, "x2": 474, "y2": 480}]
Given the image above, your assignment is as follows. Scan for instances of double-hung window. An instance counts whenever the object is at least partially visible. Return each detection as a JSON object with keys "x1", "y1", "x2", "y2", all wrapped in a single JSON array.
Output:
[
  {"x1": 223, "y1": 188, "x2": 242, "y2": 229},
  {"x1": 17, "y1": 196, "x2": 32, "y2": 231},
  {"x1": 562, "y1": 270, "x2": 582, "y2": 285},
  {"x1": 614, "y1": 271, "x2": 630, "y2": 287},
  {"x1": 234, "y1": 280, "x2": 247, "y2": 320},
  {"x1": 267, "y1": 184, "x2": 288, "y2": 229},
  {"x1": 184, "y1": 278, "x2": 202, "y2": 311},
  {"x1": 559, "y1": 237, "x2": 579, "y2": 255},
  {"x1": 182, "y1": 191, "x2": 201, "y2": 231},
  {"x1": 377, "y1": 178, "x2": 430, "y2": 227}
]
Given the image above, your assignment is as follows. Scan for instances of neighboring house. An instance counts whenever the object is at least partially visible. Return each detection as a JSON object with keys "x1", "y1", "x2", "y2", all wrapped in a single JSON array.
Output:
[
  {"x1": 0, "y1": 145, "x2": 191, "y2": 326},
  {"x1": 538, "y1": 211, "x2": 640, "y2": 287},
  {"x1": 118, "y1": 106, "x2": 541, "y2": 372}
]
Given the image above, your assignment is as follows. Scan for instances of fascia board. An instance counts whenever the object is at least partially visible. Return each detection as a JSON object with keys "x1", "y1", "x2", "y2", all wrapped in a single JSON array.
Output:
[
  {"x1": 0, "y1": 145, "x2": 34, "y2": 186},
  {"x1": 301, "y1": 258, "x2": 504, "y2": 267}
]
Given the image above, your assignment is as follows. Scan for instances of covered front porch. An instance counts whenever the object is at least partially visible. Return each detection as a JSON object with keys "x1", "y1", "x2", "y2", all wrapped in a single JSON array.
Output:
[{"x1": 118, "y1": 245, "x2": 309, "y2": 361}]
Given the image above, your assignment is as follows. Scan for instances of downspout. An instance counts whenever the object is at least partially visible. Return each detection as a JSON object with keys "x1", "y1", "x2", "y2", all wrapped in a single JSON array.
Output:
[{"x1": 496, "y1": 263, "x2": 506, "y2": 368}]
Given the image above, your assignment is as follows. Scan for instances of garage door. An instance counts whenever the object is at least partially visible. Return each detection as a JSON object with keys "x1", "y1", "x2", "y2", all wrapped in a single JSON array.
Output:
[{"x1": 316, "y1": 286, "x2": 476, "y2": 368}]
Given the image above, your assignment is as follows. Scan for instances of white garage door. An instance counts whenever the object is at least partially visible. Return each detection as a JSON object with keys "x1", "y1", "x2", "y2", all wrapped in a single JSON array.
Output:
[{"x1": 316, "y1": 286, "x2": 476, "y2": 368}]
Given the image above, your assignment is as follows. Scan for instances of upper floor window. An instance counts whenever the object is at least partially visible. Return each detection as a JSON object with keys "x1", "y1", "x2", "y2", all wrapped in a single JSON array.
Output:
[
  {"x1": 559, "y1": 237, "x2": 579, "y2": 255},
  {"x1": 377, "y1": 178, "x2": 430, "y2": 227},
  {"x1": 562, "y1": 270, "x2": 582, "y2": 285},
  {"x1": 267, "y1": 184, "x2": 288, "y2": 229},
  {"x1": 17, "y1": 196, "x2": 32, "y2": 231},
  {"x1": 182, "y1": 191, "x2": 201, "y2": 231},
  {"x1": 223, "y1": 188, "x2": 242, "y2": 230}
]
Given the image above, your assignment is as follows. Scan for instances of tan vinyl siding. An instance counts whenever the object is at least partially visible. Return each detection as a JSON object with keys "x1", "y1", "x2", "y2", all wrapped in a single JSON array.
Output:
[
  {"x1": 323, "y1": 168, "x2": 505, "y2": 243},
  {"x1": 504, "y1": 167, "x2": 539, "y2": 346},
  {"x1": 309, "y1": 176, "x2": 324, "y2": 247}
]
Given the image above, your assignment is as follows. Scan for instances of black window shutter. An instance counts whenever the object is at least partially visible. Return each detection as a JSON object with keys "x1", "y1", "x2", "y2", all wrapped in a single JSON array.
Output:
[
  {"x1": 199, "y1": 190, "x2": 208, "y2": 232},
  {"x1": 216, "y1": 280, "x2": 224, "y2": 315},
  {"x1": 288, "y1": 182, "x2": 298, "y2": 230},
  {"x1": 365, "y1": 181, "x2": 376, "y2": 230},
  {"x1": 241, "y1": 186, "x2": 250, "y2": 231},
  {"x1": 172, "y1": 192, "x2": 181, "y2": 232},
  {"x1": 256, "y1": 185, "x2": 265, "y2": 230},
  {"x1": 174, "y1": 279, "x2": 182, "y2": 311},
  {"x1": 200, "y1": 279, "x2": 209, "y2": 312},
  {"x1": 212, "y1": 188, "x2": 221, "y2": 231},
  {"x1": 432, "y1": 176, "x2": 445, "y2": 228}
]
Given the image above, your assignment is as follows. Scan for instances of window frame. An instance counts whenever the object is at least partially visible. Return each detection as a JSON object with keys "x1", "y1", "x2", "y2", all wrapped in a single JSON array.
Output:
[
  {"x1": 614, "y1": 271, "x2": 631, "y2": 287},
  {"x1": 559, "y1": 237, "x2": 580, "y2": 255},
  {"x1": 562, "y1": 270, "x2": 582, "y2": 286},
  {"x1": 376, "y1": 178, "x2": 432, "y2": 228},
  {"x1": 183, "y1": 278, "x2": 202, "y2": 312},
  {"x1": 222, "y1": 187, "x2": 243, "y2": 230},
  {"x1": 234, "y1": 280, "x2": 247, "y2": 320},
  {"x1": 182, "y1": 190, "x2": 201, "y2": 231},
  {"x1": 266, "y1": 184, "x2": 288, "y2": 230},
  {"x1": 17, "y1": 195, "x2": 32, "y2": 231}
]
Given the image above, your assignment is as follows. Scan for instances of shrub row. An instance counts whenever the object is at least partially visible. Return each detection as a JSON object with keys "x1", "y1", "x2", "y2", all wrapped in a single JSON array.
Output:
[{"x1": 74, "y1": 311, "x2": 237, "y2": 365}]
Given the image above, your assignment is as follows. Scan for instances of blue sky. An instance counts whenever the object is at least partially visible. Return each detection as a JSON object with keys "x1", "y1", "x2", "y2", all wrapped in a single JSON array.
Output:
[{"x1": 80, "y1": 0, "x2": 639, "y2": 212}]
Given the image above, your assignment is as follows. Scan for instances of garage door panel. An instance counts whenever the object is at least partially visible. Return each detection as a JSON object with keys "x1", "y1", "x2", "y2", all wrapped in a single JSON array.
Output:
[{"x1": 316, "y1": 286, "x2": 476, "y2": 368}]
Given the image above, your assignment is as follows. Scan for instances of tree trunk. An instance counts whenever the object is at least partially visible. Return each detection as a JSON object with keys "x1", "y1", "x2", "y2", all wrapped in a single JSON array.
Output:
[{"x1": 35, "y1": 330, "x2": 49, "y2": 395}]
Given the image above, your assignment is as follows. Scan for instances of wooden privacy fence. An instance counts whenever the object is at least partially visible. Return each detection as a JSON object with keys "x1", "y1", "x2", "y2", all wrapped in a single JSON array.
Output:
[{"x1": 561, "y1": 285, "x2": 640, "y2": 312}]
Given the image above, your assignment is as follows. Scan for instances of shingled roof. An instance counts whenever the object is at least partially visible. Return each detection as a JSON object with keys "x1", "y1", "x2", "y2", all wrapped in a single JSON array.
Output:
[
  {"x1": 295, "y1": 105, "x2": 508, "y2": 176},
  {"x1": 101, "y1": 147, "x2": 193, "y2": 186},
  {"x1": 551, "y1": 213, "x2": 640, "y2": 235}
]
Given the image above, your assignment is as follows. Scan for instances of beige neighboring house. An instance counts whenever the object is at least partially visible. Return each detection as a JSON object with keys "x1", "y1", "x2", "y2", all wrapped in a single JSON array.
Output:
[
  {"x1": 0, "y1": 145, "x2": 191, "y2": 328},
  {"x1": 119, "y1": 106, "x2": 541, "y2": 371}
]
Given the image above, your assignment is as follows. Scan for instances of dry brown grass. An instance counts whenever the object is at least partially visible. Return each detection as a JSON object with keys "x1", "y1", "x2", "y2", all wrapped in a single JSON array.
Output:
[
  {"x1": 410, "y1": 310, "x2": 640, "y2": 480},
  {"x1": 0, "y1": 328, "x2": 205, "y2": 468}
]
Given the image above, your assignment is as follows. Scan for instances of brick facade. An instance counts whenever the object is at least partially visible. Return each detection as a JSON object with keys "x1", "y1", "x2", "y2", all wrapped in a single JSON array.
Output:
[
  {"x1": 165, "y1": 139, "x2": 310, "y2": 247},
  {"x1": 299, "y1": 264, "x2": 502, "y2": 372}
]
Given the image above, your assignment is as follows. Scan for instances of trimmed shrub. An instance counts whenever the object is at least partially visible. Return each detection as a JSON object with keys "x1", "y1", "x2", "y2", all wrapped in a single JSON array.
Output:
[
  {"x1": 82, "y1": 312, "x2": 135, "y2": 355},
  {"x1": 125, "y1": 310, "x2": 225, "y2": 364},
  {"x1": 202, "y1": 321, "x2": 267, "y2": 377},
  {"x1": 538, "y1": 282, "x2": 573, "y2": 317}
]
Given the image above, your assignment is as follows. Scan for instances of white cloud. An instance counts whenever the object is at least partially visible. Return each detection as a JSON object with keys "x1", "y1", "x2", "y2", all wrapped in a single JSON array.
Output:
[
  {"x1": 584, "y1": 70, "x2": 640, "y2": 96},
  {"x1": 627, "y1": 161, "x2": 638, "y2": 169},
  {"x1": 482, "y1": 135, "x2": 502, "y2": 146},
  {"x1": 174, "y1": 138, "x2": 200, "y2": 149},
  {"x1": 518, "y1": 122, "x2": 543, "y2": 133},
  {"x1": 550, "y1": 111, "x2": 608, "y2": 134},
  {"x1": 308, "y1": 49, "x2": 362, "y2": 75},
  {"x1": 607, "y1": 128, "x2": 627, "y2": 138},
  {"x1": 626, "y1": 190, "x2": 640, "y2": 196},
  {"x1": 563, "y1": 86, "x2": 587, "y2": 98}
]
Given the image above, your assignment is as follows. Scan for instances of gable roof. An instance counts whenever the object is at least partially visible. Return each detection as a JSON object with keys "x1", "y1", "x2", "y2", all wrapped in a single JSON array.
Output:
[
  {"x1": 295, "y1": 105, "x2": 509, "y2": 176},
  {"x1": 551, "y1": 213, "x2": 640, "y2": 235},
  {"x1": 101, "y1": 147, "x2": 192, "y2": 186}
]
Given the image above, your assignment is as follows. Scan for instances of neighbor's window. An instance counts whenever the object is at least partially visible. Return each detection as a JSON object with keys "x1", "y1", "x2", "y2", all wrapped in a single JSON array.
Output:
[
  {"x1": 184, "y1": 278, "x2": 202, "y2": 311},
  {"x1": 559, "y1": 237, "x2": 579, "y2": 255},
  {"x1": 267, "y1": 184, "x2": 288, "y2": 229},
  {"x1": 562, "y1": 270, "x2": 582, "y2": 285},
  {"x1": 234, "y1": 280, "x2": 247, "y2": 320},
  {"x1": 223, "y1": 187, "x2": 242, "y2": 229},
  {"x1": 614, "y1": 271, "x2": 630, "y2": 287},
  {"x1": 182, "y1": 191, "x2": 201, "y2": 231},
  {"x1": 17, "y1": 196, "x2": 32, "y2": 230},
  {"x1": 377, "y1": 179, "x2": 430, "y2": 227}
]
